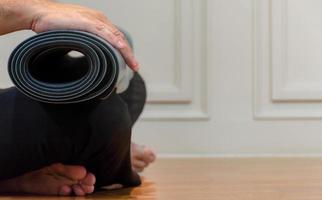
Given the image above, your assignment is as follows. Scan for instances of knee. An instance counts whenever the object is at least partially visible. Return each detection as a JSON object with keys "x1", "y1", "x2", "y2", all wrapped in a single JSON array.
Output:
[{"x1": 88, "y1": 93, "x2": 132, "y2": 145}]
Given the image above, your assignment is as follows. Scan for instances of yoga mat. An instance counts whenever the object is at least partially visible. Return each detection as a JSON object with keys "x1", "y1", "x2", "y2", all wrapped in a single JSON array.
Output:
[{"x1": 8, "y1": 30, "x2": 129, "y2": 104}]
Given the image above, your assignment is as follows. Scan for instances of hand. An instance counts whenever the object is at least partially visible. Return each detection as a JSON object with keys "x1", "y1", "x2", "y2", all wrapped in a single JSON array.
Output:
[{"x1": 30, "y1": 1, "x2": 139, "y2": 71}]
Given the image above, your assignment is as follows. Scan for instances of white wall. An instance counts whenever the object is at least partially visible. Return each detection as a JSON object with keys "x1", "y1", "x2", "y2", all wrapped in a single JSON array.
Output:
[{"x1": 2, "y1": 0, "x2": 322, "y2": 156}]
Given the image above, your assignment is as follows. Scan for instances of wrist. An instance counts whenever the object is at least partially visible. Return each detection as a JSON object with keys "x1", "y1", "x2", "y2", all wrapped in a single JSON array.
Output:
[
  {"x1": 30, "y1": 0, "x2": 59, "y2": 31},
  {"x1": 20, "y1": 0, "x2": 53, "y2": 30}
]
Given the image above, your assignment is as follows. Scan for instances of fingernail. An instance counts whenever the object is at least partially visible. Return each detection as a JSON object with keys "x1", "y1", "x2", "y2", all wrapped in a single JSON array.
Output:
[{"x1": 133, "y1": 61, "x2": 139, "y2": 71}]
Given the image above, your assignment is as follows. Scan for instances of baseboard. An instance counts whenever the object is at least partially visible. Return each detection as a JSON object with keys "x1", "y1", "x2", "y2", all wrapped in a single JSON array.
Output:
[{"x1": 157, "y1": 153, "x2": 322, "y2": 158}]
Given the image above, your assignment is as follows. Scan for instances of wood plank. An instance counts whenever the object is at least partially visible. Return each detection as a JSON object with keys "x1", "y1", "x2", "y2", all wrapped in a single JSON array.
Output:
[{"x1": 2, "y1": 158, "x2": 322, "y2": 199}]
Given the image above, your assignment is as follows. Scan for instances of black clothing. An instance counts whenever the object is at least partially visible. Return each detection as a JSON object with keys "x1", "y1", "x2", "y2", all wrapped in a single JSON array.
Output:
[{"x1": 0, "y1": 72, "x2": 146, "y2": 188}]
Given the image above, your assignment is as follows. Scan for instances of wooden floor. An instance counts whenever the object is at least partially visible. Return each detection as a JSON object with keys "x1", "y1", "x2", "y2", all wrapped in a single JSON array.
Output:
[{"x1": 3, "y1": 158, "x2": 322, "y2": 199}]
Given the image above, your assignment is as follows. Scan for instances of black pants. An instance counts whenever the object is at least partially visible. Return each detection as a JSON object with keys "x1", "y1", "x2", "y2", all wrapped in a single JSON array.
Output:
[{"x1": 0, "y1": 73, "x2": 146, "y2": 188}]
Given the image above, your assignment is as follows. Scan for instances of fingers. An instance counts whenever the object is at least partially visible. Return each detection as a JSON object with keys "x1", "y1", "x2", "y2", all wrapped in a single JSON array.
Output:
[
  {"x1": 33, "y1": 2, "x2": 140, "y2": 71},
  {"x1": 89, "y1": 22, "x2": 139, "y2": 71},
  {"x1": 95, "y1": 15, "x2": 140, "y2": 71},
  {"x1": 117, "y1": 38, "x2": 139, "y2": 71}
]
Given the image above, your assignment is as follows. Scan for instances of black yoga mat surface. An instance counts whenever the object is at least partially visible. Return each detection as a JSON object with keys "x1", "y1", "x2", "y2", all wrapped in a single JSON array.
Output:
[{"x1": 8, "y1": 30, "x2": 128, "y2": 104}]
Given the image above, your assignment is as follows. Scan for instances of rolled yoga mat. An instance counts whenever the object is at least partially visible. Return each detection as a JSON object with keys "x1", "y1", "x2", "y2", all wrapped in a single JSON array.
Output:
[{"x1": 8, "y1": 30, "x2": 131, "y2": 104}]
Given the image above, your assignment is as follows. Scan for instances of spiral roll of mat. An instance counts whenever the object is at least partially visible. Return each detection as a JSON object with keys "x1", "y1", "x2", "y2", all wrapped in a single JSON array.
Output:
[{"x1": 8, "y1": 30, "x2": 129, "y2": 104}]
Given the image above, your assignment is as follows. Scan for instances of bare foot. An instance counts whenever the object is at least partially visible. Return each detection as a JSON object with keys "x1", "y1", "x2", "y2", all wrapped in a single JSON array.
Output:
[
  {"x1": 131, "y1": 142, "x2": 156, "y2": 172},
  {"x1": 0, "y1": 163, "x2": 96, "y2": 196},
  {"x1": 100, "y1": 143, "x2": 156, "y2": 191}
]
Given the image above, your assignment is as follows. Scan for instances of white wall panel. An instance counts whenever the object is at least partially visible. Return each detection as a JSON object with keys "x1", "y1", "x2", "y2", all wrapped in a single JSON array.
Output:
[
  {"x1": 0, "y1": 31, "x2": 34, "y2": 88},
  {"x1": 66, "y1": 0, "x2": 209, "y2": 119},
  {"x1": 272, "y1": 0, "x2": 322, "y2": 100},
  {"x1": 0, "y1": 0, "x2": 208, "y2": 120},
  {"x1": 5, "y1": 0, "x2": 322, "y2": 155},
  {"x1": 254, "y1": 0, "x2": 322, "y2": 118}
]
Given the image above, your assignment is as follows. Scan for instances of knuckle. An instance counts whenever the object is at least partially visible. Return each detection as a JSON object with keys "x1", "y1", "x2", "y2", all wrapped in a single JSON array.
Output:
[
  {"x1": 94, "y1": 22, "x2": 106, "y2": 32},
  {"x1": 109, "y1": 34, "x2": 119, "y2": 44},
  {"x1": 118, "y1": 31, "x2": 125, "y2": 39},
  {"x1": 112, "y1": 28, "x2": 123, "y2": 38},
  {"x1": 119, "y1": 33, "x2": 126, "y2": 40},
  {"x1": 96, "y1": 11, "x2": 106, "y2": 19},
  {"x1": 118, "y1": 44, "x2": 127, "y2": 50},
  {"x1": 95, "y1": 10, "x2": 103, "y2": 15}
]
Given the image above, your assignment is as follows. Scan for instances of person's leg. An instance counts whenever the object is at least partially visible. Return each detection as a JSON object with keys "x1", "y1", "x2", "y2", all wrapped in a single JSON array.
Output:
[
  {"x1": 66, "y1": 74, "x2": 153, "y2": 189},
  {"x1": 0, "y1": 88, "x2": 95, "y2": 195},
  {"x1": 0, "y1": 86, "x2": 143, "y2": 193},
  {"x1": 119, "y1": 73, "x2": 156, "y2": 172},
  {"x1": 118, "y1": 29, "x2": 156, "y2": 172},
  {"x1": 119, "y1": 73, "x2": 146, "y2": 126},
  {"x1": 75, "y1": 91, "x2": 141, "y2": 188}
]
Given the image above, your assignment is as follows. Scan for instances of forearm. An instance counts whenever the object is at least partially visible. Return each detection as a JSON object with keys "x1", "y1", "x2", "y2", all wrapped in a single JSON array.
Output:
[
  {"x1": 0, "y1": 0, "x2": 48, "y2": 35},
  {"x1": 0, "y1": 0, "x2": 138, "y2": 70}
]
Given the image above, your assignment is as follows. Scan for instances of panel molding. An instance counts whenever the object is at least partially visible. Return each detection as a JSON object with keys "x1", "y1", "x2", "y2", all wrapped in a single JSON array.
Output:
[
  {"x1": 254, "y1": 0, "x2": 322, "y2": 119},
  {"x1": 271, "y1": 0, "x2": 322, "y2": 101},
  {"x1": 147, "y1": 0, "x2": 192, "y2": 104},
  {"x1": 142, "y1": 0, "x2": 209, "y2": 120}
]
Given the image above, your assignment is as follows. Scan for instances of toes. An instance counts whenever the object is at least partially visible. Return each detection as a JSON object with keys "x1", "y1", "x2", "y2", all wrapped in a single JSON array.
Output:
[
  {"x1": 132, "y1": 160, "x2": 147, "y2": 172},
  {"x1": 133, "y1": 160, "x2": 148, "y2": 169},
  {"x1": 79, "y1": 172, "x2": 96, "y2": 194},
  {"x1": 49, "y1": 163, "x2": 87, "y2": 181},
  {"x1": 80, "y1": 184, "x2": 95, "y2": 194},
  {"x1": 72, "y1": 184, "x2": 86, "y2": 196},
  {"x1": 143, "y1": 147, "x2": 156, "y2": 163},
  {"x1": 58, "y1": 185, "x2": 72, "y2": 196},
  {"x1": 133, "y1": 167, "x2": 144, "y2": 173},
  {"x1": 132, "y1": 144, "x2": 156, "y2": 164},
  {"x1": 79, "y1": 172, "x2": 96, "y2": 186},
  {"x1": 131, "y1": 143, "x2": 157, "y2": 173},
  {"x1": 133, "y1": 145, "x2": 156, "y2": 163}
]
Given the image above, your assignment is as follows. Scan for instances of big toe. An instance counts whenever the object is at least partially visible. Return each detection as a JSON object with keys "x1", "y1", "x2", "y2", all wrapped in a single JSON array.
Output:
[
  {"x1": 80, "y1": 172, "x2": 96, "y2": 186},
  {"x1": 142, "y1": 147, "x2": 156, "y2": 163},
  {"x1": 78, "y1": 172, "x2": 96, "y2": 194},
  {"x1": 132, "y1": 143, "x2": 156, "y2": 163},
  {"x1": 49, "y1": 163, "x2": 87, "y2": 181}
]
